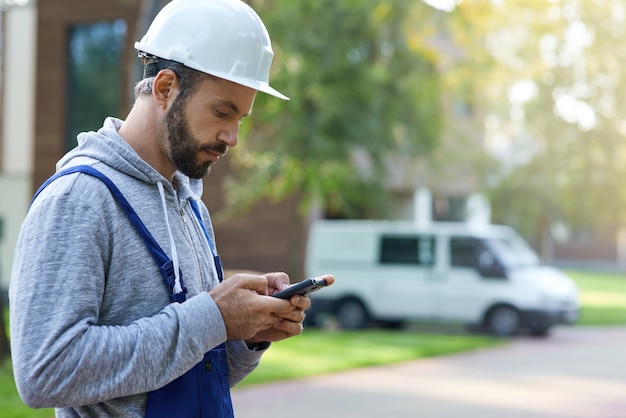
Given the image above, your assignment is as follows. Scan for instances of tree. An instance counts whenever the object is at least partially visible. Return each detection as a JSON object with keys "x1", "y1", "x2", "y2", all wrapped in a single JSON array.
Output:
[
  {"x1": 446, "y1": 0, "x2": 626, "y2": 259},
  {"x1": 222, "y1": 0, "x2": 443, "y2": 219}
]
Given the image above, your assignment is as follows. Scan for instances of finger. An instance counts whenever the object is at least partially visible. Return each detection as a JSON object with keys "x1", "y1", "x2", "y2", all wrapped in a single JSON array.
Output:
[
  {"x1": 265, "y1": 316, "x2": 281, "y2": 329},
  {"x1": 264, "y1": 272, "x2": 290, "y2": 292},
  {"x1": 289, "y1": 295, "x2": 311, "y2": 311},
  {"x1": 315, "y1": 274, "x2": 336, "y2": 286},
  {"x1": 273, "y1": 318, "x2": 303, "y2": 335},
  {"x1": 276, "y1": 310, "x2": 305, "y2": 323}
]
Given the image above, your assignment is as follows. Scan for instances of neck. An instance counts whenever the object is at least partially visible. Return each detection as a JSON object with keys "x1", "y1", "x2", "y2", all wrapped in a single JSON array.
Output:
[{"x1": 118, "y1": 96, "x2": 176, "y2": 181}]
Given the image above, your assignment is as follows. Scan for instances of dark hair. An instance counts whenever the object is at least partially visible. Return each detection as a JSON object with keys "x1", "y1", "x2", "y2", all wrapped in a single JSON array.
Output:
[{"x1": 134, "y1": 52, "x2": 206, "y2": 102}]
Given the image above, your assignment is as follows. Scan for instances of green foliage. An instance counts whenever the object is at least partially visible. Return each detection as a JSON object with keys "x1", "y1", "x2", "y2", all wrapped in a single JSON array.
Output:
[
  {"x1": 449, "y1": 0, "x2": 626, "y2": 240},
  {"x1": 223, "y1": 0, "x2": 443, "y2": 218}
]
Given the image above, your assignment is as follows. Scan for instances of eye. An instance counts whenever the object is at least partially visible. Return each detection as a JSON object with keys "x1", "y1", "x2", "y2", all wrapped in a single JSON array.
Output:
[{"x1": 215, "y1": 109, "x2": 228, "y2": 118}]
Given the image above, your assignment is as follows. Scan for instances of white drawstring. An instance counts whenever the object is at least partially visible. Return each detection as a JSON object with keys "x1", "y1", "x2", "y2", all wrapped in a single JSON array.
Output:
[{"x1": 157, "y1": 181, "x2": 183, "y2": 294}]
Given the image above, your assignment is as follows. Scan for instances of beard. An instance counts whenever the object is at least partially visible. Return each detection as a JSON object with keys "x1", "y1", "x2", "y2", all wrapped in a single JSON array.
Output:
[{"x1": 165, "y1": 95, "x2": 228, "y2": 179}]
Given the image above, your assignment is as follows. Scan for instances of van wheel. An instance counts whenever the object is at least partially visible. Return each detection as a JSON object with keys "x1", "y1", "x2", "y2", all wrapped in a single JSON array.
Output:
[
  {"x1": 487, "y1": 305, "x2": 520, "y2": 337},
  {"x1": 336, "y1": 299, "x2": 368, "y2": 329}
]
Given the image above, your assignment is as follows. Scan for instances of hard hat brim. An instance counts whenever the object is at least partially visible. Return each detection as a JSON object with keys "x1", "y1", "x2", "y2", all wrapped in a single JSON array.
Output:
[{"x1": 209, "y1": 70, "x2": 290, "y2": 101}]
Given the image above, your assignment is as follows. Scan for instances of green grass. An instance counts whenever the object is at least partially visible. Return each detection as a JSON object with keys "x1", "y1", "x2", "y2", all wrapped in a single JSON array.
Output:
[
  {"x1": 0, "y1": 360, "x2": 54, "y2": 417},
  {"x1": 3, "y1": 268, "x2": 626, "y2": 415},
  {"x1": 565, "y1": 269, "x2": 626, "y2": 325},
  {"x1": 236, "y1": 329, "x2": 502, "y2": 387}
]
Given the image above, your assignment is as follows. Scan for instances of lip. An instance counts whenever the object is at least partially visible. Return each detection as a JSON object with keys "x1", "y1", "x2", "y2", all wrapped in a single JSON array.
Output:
[{"x1": 203, "y1": 150, "x2": 223, "y2": 162}]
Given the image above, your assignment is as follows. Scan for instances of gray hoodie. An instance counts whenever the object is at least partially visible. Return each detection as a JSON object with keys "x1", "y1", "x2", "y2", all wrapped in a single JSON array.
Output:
[{"x1": 9, "y1": 117, "x2": 263, "y2": 417}]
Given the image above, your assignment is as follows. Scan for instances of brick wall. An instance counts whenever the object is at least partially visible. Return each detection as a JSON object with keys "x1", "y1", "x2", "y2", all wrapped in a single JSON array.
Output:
[{"x1": 34, "y1": 0, "x2": 139, "y2": 189}]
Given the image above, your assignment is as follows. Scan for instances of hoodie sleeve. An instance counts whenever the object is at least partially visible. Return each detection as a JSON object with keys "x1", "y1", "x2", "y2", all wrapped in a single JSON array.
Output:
[{"x1": 8, "y1": 192, "x2": 230, "y2": 408}]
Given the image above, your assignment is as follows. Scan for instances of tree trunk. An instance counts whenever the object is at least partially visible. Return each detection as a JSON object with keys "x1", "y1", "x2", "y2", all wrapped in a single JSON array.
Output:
[{"x1": 538, "y1": 213, "x2": 555, "y2": 264}]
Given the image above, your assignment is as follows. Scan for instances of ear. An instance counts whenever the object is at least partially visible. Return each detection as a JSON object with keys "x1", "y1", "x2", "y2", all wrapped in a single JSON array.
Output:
[{"x1": 152, "y1": 69, "x2": 179, "y2": 109}]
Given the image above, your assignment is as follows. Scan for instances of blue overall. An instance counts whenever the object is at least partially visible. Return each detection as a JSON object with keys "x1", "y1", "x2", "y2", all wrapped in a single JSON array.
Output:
[{"x1": 33, "y1": 165, "x2": 233, "y2": 418}]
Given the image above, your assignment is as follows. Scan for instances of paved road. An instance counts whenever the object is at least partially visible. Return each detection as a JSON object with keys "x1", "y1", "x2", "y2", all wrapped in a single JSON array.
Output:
[{"x1": 231, "y1": 326, "x2": 626, "y2": 418}]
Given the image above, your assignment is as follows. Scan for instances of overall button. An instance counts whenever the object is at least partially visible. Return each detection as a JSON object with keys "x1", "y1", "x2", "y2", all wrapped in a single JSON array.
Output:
[{"x1": 205, "y1": 360, "x2": 212, "y2": 372}]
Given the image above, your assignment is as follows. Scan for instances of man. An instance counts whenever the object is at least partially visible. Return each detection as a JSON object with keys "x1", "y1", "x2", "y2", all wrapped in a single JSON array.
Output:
[{"x1": 9, "y1": 0, "x2": 333, "y2": 416}]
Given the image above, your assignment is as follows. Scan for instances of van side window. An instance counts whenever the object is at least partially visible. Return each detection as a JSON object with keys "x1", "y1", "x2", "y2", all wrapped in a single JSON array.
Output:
[
  {"x1": 450, "y1": 237, "x2": 479, "y2": 268},
  {"x1": 379, "y1": 235, "x2": 435, "y2": 266}
]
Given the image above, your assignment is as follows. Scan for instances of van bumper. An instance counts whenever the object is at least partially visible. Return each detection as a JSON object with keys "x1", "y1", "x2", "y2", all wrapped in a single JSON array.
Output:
[{"x1": 521, "y1": 308, "x2": 579, "y2": 329}]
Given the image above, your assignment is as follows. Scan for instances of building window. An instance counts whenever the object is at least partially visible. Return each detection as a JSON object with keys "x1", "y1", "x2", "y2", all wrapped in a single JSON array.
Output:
[
  {"x1": 379, "y1": 235, "x2": 435, "y2": 266},
  {"x1": 66, "y1": 19, "x2": 127, "y2": 150}
]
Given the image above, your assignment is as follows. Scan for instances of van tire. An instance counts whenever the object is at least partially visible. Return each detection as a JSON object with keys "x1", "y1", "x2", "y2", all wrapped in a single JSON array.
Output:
[
  {"x1": 486, "y1": 305, "x2": 521, "y2": 337},
  {"x1": 335, "y1": 299, "x2": 369, "y2": 329}
]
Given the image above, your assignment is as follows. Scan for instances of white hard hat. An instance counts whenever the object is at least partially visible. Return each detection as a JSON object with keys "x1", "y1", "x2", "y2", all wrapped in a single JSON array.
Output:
[{"x1": 135, "y1": 0, "x2": 288, "y2": 100}]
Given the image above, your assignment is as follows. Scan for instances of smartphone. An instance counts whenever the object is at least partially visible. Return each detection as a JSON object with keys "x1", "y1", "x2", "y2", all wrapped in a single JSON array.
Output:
[{"x1": 272, "y1": 277, "x2": 328, "y2": 299}]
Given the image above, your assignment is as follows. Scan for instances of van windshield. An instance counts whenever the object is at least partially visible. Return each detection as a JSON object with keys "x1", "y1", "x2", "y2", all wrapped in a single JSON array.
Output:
[{"x1": 482, "y1": 234, "x2": 540, "y2": 269}]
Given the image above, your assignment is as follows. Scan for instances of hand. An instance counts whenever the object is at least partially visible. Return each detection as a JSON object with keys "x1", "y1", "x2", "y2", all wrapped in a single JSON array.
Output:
[
  {"x1": 208, "y1": 273, "x2": 293, "y2": 341},
  {"x1": 264, "y1": 271, "x2": 290, "y2": 296},
  {"x1": 246, "y1": 274, "x2": 336, "y2": 344}
]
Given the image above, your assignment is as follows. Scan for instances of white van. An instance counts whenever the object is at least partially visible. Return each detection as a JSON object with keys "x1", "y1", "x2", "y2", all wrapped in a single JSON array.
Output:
[{"x1": 306, "y1": 220, "x2": 579, "y2": 336}]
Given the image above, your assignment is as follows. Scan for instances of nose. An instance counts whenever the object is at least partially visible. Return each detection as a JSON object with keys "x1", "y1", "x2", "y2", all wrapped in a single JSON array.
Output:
[{"x1": 217, "y1": 123, "x2": 239, "y2": 148}]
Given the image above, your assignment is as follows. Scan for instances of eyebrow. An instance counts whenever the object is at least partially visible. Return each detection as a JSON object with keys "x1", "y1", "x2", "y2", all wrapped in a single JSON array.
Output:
[{"x1": 216, "y1": 99, "x2": 252, "y2": 118}]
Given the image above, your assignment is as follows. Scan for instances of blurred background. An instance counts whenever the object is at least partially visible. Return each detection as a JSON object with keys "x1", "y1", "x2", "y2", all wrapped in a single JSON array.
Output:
[{"x1": 2, "y1": 0, "x2": 626, "y2": 287}]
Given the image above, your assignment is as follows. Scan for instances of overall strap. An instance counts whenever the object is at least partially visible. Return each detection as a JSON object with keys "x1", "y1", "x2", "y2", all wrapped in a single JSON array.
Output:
[{"x1": 31, "y1": 165, "x2": 188, "y2": 302}]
